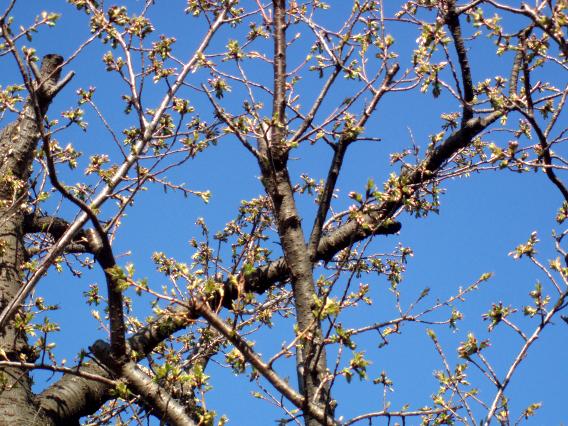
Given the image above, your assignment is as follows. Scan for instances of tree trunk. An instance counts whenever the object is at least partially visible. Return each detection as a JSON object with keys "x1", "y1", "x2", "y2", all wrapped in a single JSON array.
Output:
[
  {"x1": 0, "y1": 54, "x2": 64, "y2": 425},
  {"x1": 262, "y1": 2, "x2": 332, "y2": 424}
]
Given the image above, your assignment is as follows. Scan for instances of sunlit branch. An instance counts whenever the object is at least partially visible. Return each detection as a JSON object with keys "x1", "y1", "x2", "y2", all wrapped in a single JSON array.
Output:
[
  {"x1": 429, "y1": 332, "x2": 477, "y2": 425},
  {"x1": 121, "y1": 362, "x2": 197, "y2": 426},
  {"x1": 195, "y1": 300, "x2": 339, "y2": 426},
  {"x1": 38, "y1": 130, "x2": 127, "y2": 360},
  {"x1": 344, "y1": 406, "x2": 463, "y2": 426},
  {"x1": 0, "y1": 3, "x2": 230, "y2": 334},
  {"x1": 483, "y1": 287, "x2": 568, "y2": 425}
]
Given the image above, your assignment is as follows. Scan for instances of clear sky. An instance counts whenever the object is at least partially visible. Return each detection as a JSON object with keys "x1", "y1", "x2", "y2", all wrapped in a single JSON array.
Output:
[{"x1": 2, "y1": 1, "x2": 567, "y2": 424}]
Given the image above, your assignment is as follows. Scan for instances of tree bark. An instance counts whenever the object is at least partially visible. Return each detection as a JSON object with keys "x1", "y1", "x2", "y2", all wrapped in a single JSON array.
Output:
[
  {"x1": 0, "y1": 54, "x2": 64, "y2": 425},
  {"x1": 259, "y1": 2, "x2": 332, "y2": 424}
]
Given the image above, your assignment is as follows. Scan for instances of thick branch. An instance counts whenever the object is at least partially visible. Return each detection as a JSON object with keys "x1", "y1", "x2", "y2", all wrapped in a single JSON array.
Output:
[
  {"x1": 262, "y1": 3, "x2": 336, "y2": 423},
  {"x1": 23, "y1": 214, "x2": 91, "y2": 253},
  {"x1": 445, "y1": 0, "x2": 474, "y2": 123},
  {"x1": 37, "y1": 310, "x2": 195, "y2": 423},
  {"x1": 36, "y1": 360, "x2": 111, "y2": 425},
  {"x1": 121, "y1": 362, "x2": 197, "y2": 426},
  {"x1": 37, "y1": 109, "x2": 501, "y2": 425},
  {"x1": 272, "y1": 0, "x2": 287, "y2": 136}
]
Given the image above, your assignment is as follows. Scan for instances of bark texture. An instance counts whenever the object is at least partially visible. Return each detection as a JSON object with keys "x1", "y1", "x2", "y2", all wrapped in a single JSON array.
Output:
[
  {"x1": 257, "y1": 2, "x2": 333, "y2": 424},
  {"x1": 0, "y1": 54, "x2": 63, "y2": 425}
]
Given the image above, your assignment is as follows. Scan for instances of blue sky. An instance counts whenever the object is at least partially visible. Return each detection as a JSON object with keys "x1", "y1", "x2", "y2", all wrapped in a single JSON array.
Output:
[{"x1": 2, "y1": 0, "x2": 567, "y2": 424}]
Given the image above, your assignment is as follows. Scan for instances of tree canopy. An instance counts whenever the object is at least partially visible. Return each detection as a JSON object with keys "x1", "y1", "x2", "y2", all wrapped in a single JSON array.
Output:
[{"x1": 0, "y1": 0, "x2": 566, "y2": 425}]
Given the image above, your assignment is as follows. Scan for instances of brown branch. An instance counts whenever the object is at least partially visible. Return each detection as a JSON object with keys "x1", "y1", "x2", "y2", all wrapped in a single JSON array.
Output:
[
  {"x1": 213, "y1": 0, "x2": 326, "y2": 421},
  {"x1": 37, "y1": 309, "x2": 197, "y2": 423},
  {"x1": 121, "y1": 362, "x2": 197, "y2": 426},
  {"x1": 445, "y1": 0, "x2": 474, "y2": 124},
  {"x1": 0, "y1": 49, "x2": 77, "y2": 331},
  {"x1": 517, "y1": 44, "x2": 568, "y2": 202},
  {"x1": 272, "y1": 0, "x2": 287, "y2": 143},
  {"x1": 344, "y1": 406, "x2": 462, "y2": 425},
  {"x1": 508, "y1": 44, "x2": 524, "y2": 98},
  {"x1": 36, "y1": 360, "x2": 114, "y2": 423},
  {"x1": 0, "y1": 360, "x2": 115, "y2": 386},
  {"x1": 0, "y1": 4, "x2": 229, "y2": 341},
  {"x1": 39, "y1": 91, "x2": 127, "y2": 363},
  {"x1": 23, "y1": 214, "x2": 91, "y2": 253},
  {"x1": 195, "y1": 300, "x2": 338, "y2": 426},
  {"x1": 260, "y1": 3, "x2": 336, "y2": 423},
  {"x1": 307, "y1": 64, "x2": 400, "y2": 259},
  {"x1": 0, "y1": 48, "x2": 74, "y2": 424}
]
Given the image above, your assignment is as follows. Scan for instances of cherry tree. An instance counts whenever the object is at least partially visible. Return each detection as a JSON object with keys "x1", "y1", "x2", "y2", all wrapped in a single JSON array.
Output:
[{"x1": 0, "y1": 0, "x2": 566, "y2": 424}]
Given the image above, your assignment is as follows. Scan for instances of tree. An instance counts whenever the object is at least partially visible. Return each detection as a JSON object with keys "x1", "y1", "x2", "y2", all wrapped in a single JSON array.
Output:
[{"x1": 0, "y1": 0, "x2": 566, "y2": 424}]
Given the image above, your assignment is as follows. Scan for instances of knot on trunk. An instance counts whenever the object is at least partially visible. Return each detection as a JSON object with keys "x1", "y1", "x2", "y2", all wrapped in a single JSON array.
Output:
[{"x1": 37, "y1": 54, "x2": 64, "y2": 101}]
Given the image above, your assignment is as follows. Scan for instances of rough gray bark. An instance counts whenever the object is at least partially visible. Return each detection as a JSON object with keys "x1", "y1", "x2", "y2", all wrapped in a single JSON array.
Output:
[
  {"x1": 256, "y1": 2, "x2": 333, "y2": 424},
  {"x1": 36, "y1": 313, "x2": 192, "y2": 423},
  {"x1": 121, "y1": 361, "x2": 197, "y2": 426},
  {"x1": 38, "y1": 360, "x2": 111, "y2": 425},
  {"x1": 0, "y1": 54, "x2": 64, "y2": 425}
]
